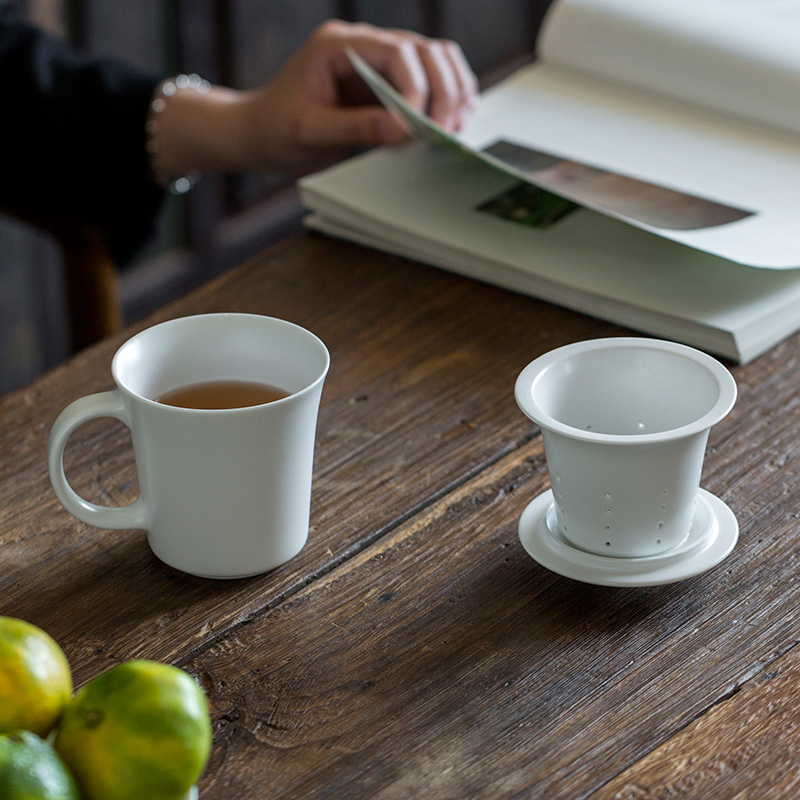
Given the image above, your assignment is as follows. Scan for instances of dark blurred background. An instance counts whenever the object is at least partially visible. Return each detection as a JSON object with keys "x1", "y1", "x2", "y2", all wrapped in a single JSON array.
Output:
[{"x1": 0, "y1": 0, "x2": 553, "y2": 393}]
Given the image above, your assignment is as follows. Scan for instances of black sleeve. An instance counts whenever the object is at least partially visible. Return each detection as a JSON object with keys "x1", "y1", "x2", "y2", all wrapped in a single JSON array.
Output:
[{"x1": 0, "y1": 8, "x2": 166, "y2": 264}]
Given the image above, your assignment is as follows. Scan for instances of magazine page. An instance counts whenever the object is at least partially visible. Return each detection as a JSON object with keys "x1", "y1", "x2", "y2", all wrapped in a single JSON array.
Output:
[
  {"x1": 300, "y1": 143, "x2": 800, "y2": 361},
  {"x1": 348, "y1": 52, "x2": 752, "y2": 232},
  {"x1": 347, "y1": 52, "x2": 750, "y2": 234},
  {"x1": 458, "y1": 62, "x2": 800, "y2": 269},
  {"x1": 539, "y1": 0, "x2": 800, "y2": 137},
  {"x1": 348, "y1": 27, "x2": 800, "y2": 269}
]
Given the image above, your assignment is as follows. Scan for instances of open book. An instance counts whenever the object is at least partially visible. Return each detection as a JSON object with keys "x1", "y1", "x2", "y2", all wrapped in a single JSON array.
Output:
[{"x1": 300, "y1": 0, "x2": 800, "y2": 363}]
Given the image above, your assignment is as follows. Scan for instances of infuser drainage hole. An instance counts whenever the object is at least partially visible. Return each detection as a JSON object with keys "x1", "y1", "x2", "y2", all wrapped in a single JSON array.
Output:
[
  {"x1": 605, "y1": 541, "x2": 611, "y2": 547},
  {"x1": 657, "y1": 538, "x2": 662, "y2": 544},
  {"x1": 658, "y1": 522, "x2": 664, "y2": 528}
]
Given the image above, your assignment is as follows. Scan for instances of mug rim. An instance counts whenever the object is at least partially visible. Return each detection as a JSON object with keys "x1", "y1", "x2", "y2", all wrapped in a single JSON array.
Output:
[
  {"x1": 514, "y1": 337, "x2": 737, "y2": 444},
  {"x1": 111, "y1": 313, "x2": 330, "y2": 413}
]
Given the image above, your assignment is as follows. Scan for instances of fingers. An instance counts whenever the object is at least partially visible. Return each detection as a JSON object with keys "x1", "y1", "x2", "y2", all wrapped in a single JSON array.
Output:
[
  {"x1": 304, "y1": 105, "x2": 409, "y2": 151},
  {"x1": 373, "y1": 32, "x2": 478, "y2": 131},
  {"x1": 414, "y1": 39, "x2": 478, "y2": 131},
  {"x1": 313, "y1": 20, "x2": 478, "y2": 133},
  {"x1": 250, "y1": 20, "x2": 479, "y2": 175}
]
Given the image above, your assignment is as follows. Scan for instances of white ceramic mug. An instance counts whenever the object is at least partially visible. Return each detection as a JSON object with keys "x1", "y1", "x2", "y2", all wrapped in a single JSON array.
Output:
[
  {"x1": 515, "y1": 337, "x2": 737, "y2": 558},
  {"x1": 47, "y1": 313, "x2": 330, "y2": 578}
]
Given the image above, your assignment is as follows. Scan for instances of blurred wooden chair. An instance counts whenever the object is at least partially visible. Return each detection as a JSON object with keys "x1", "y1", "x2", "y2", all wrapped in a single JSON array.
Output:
[
  {"x1": 2, "y1": 209, "x2": 122, "y2": 351},
  {"x1": 49, "y1": 219, "x2": 122, "y2": 350}
]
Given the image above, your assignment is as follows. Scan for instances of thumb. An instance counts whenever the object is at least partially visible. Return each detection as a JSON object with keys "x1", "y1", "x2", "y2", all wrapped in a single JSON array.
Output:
[{"x1": 306, "y1": 106, "x2": 409, "y2": 149}]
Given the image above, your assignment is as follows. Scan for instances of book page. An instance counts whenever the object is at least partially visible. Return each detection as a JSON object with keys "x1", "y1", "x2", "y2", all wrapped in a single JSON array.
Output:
[
  {"x1": 347, "y1": 50, "x2": 752, "y2": 232},
  {"x1": 458, "y1": 62, "x2": 800, "y2": 268},
  {"x1": 300, "y1": 143, "x2": 800, "y2": 361},
  {"x1": 539, "y1": 0, "x2": 800, "y2": 136},
  {"x1": 349, "y1": 49, "x2": 800, "y2": 268}
]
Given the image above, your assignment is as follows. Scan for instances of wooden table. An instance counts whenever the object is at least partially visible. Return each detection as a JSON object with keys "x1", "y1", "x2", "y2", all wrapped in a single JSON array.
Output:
[{"x1": 3, "y1": 231, "x2": 800, "y2": 798}]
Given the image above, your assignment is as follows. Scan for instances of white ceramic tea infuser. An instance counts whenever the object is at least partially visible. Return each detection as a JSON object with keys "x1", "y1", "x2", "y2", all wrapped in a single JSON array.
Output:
[{"x1": 514, "y1": 337, "x2": 738, "y2": 587}]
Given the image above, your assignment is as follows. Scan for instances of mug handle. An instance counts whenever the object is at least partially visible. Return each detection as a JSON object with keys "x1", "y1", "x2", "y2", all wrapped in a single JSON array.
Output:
[{"x1": 47, "y1": 390, "x2": 149, "y2": 531}]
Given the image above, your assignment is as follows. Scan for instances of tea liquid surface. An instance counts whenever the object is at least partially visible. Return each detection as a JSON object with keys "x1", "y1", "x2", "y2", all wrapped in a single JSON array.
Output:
[{"x1": 155, "y1": 380, "x2": 289, "y2": 409}]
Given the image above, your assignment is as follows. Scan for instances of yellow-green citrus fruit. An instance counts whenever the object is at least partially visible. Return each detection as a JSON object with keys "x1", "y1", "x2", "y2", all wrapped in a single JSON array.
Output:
[
  {"x1": 0, "y1": 729, "x2": 83, "y2": 800},
  {"x1": 0, "y1": 617, "x2": 72, "y2": 737},
  {"x1": 54, "y1": 660, "x2": 212, "y2": 800}
]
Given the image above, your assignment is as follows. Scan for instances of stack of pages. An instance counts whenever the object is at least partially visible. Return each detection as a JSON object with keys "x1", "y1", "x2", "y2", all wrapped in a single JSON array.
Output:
[{"x1": 300, "y1": 0, "x2": 800, "y2": 363}]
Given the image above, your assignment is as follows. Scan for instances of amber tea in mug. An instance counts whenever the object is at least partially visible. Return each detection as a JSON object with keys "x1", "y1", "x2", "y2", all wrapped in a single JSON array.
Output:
[
  {"x1": 47, "y1": 313, "x2": 330, "y2": 578},
  {"x1": 155, "y1": 380, "x2": 290, "y2": 409}
]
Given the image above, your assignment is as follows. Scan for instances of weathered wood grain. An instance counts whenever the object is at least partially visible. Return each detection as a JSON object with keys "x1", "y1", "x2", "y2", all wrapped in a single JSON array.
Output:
[
  {"x1": 590, "y1": 645, "x2": 800, "y2": 799},
  {"x1": 0, "y1": 233, "x2": 604, "y2": 681},
  {"x1": 181, "y1": 417, "x2": 800, "y2": 799},
  {"x1": 3, "y1": 231, "x2": 800, "y2": 798}
]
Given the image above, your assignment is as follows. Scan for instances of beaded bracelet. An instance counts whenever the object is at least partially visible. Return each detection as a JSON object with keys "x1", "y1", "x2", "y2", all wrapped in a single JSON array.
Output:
[{"x1": 146, "y1": 73, "x2": 211, "y2": 195}]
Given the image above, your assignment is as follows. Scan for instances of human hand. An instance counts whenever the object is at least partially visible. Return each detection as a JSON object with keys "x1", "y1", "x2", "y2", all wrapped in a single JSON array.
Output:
[{"x1": 241, "y1": 19, "x2": 479, "y2": 174}]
